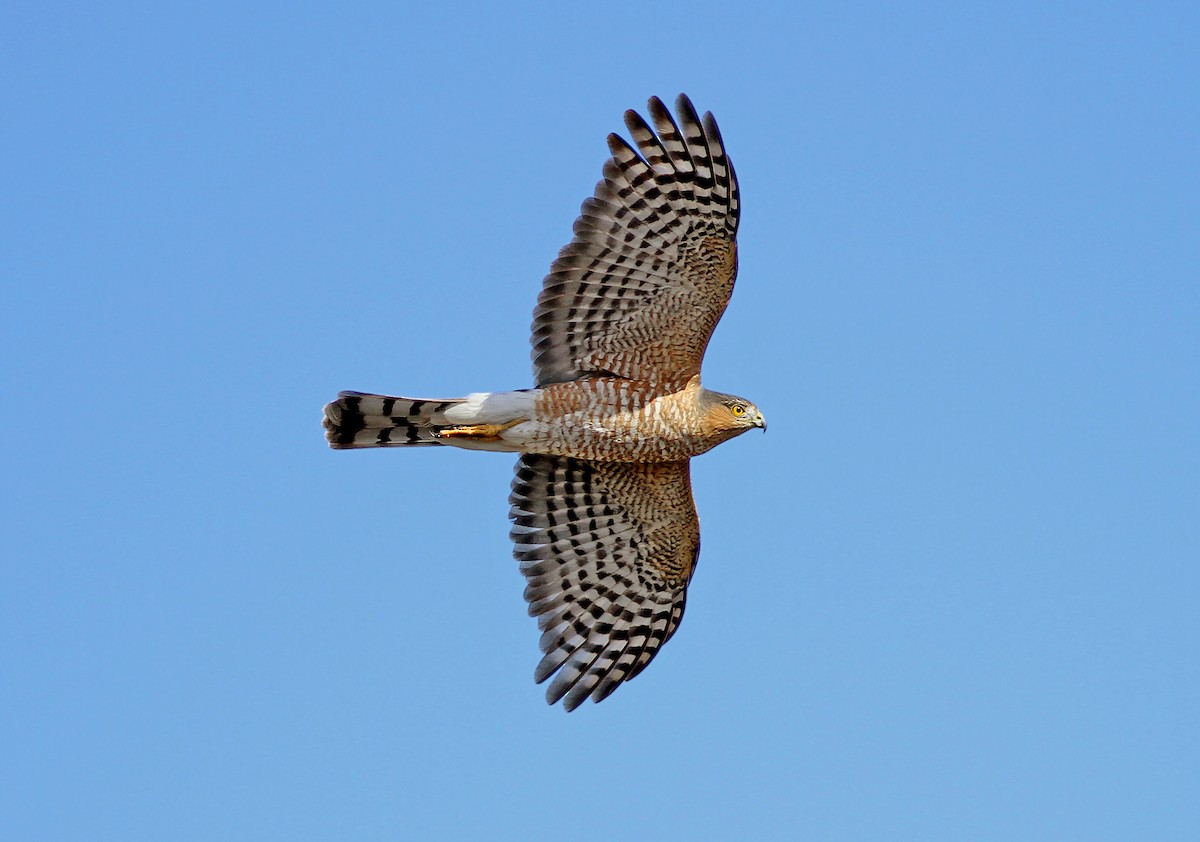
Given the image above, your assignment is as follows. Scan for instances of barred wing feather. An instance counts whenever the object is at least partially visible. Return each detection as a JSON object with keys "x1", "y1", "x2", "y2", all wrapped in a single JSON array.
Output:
[
  {"x1": 509, "y1": 455, "x2": 699, "y2": 710},
  {"x1": 531, "y1": 94, "x2": 740, "y2": 390}
]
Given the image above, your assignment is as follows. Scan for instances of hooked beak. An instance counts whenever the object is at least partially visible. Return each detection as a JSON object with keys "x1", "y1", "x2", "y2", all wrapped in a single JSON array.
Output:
[{"x1": 755, "y1": 412, "x2": 767, "y2": 432}]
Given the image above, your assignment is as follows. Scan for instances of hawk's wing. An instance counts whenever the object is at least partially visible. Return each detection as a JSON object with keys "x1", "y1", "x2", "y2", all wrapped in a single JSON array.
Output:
[
  {"x1": 531, "y1": 94, "x2": 740, "y2": 390},
  {"x1": 509, "y1": 454, "x2": 699, "y2": 711}
]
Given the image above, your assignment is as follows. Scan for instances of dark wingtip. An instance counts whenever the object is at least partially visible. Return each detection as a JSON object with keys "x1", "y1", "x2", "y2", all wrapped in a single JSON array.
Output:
[
  {"x1": 646, "y1": 95, "x2": 671, "y2": 123},
  {"x1": 606, "y1": 131, "x2": 633, "y2": 157},
  {"x1": 674, "y1": 92, "x2": 696, "y2": 115}
]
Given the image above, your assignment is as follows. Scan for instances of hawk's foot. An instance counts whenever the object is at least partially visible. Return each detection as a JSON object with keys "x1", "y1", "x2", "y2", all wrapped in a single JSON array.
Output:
[{"x1": 434, "y1": 419, "x2": 521, "y2": 442}]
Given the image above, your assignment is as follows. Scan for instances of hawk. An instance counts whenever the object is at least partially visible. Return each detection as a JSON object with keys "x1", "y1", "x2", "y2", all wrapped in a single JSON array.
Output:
[{"x1": 324, "y1": 95, "x2": 765, "y2": 711}]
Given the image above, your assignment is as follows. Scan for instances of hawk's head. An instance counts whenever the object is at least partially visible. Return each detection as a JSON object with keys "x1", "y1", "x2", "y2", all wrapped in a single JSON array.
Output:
[{"x1": 700, "y1": 389, "x2": 767, "y2": 439}]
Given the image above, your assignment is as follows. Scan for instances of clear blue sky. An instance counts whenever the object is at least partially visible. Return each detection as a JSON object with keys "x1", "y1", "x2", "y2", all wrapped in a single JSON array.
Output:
[{"x1": 3, "y1": 3, "x2": 1197, "y2": 840}]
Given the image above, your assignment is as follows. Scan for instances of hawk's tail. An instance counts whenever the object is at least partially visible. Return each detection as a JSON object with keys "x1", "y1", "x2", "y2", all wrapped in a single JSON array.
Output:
[
  {"x1": 323, "y1": 392, "x2": 467, "y2": 449},
  {"x1": 323, "y1": 389, "x2": 538, "y2": 449}
]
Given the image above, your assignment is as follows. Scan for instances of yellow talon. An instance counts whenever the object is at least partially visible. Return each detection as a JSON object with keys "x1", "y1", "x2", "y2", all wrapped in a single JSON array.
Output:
[{"x1": 436, "y1": 419, "x2": 522, "y2": 441}]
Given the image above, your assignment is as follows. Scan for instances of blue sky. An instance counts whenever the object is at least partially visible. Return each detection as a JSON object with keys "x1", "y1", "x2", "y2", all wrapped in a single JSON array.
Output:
[{"x1": 3, "y1": 3, "x2": 1197, "y2": 839}]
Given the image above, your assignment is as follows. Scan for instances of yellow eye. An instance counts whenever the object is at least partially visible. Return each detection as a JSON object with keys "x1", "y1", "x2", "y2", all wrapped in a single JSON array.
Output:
[{"x1": 731, "y1": 404, "x2": 746, "y2": 417}]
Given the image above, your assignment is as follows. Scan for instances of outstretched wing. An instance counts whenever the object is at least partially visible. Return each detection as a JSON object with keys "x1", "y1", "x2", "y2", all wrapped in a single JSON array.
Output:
[
  {"x1": 509, "y1": 454, "x2": 700, "y2": 711},
  {"x1": 531, "y1": 94, "x2": 740, "y2": 390}
]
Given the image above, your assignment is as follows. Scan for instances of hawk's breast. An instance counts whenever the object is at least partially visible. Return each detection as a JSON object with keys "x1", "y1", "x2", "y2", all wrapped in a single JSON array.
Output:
[{"x1": 507, "y1": 378, "x2": 708, "y2": 462}]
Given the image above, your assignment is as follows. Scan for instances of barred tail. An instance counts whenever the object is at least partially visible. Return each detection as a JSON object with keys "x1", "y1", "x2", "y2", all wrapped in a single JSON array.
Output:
[{"x1": 323, "y1": 391, "x2": 467, "y2": 449}]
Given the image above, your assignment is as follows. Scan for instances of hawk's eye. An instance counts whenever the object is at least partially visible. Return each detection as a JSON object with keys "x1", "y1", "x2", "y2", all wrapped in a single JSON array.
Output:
[{"x1": 731, "y1": 404, "x2": 746, "y2": 417}]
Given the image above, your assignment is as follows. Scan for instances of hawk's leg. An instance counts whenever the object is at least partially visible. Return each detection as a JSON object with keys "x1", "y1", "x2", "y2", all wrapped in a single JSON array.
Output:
[{"x1": 434, "y1": 419, "x2": 522, "y2": 442}]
